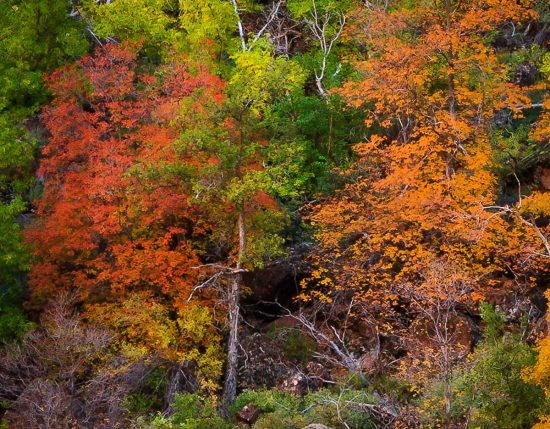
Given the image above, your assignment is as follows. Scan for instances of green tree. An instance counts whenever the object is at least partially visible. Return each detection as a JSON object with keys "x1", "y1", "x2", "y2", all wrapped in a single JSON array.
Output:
[
  {"x1": 180, "y1": 42, "x2": 306, "y2": 411},
  {"x1": 0, "y1": 199, "x2": 31, "y2": 341},
  {"x1": 0, "y1": 0, "x2": 88, "y2": 342},
  {"x1": 0, "y1": 0, "x2": 88, "y2": 192},
  {"x1": 448, "y1": 304, "x2": 546, "y2": 428},
  {"x1": 0, "y1": 0, "x2": 88, "y2": 117},
  {"x1": 79, "y1": 0, "x2": 265, "y2": 58}
]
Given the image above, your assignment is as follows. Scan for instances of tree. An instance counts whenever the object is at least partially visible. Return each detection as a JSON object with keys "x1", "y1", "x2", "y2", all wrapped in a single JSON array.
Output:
[
  {"x1": 29, "y1": 43, "x2": 198, "y2": 300},
  {"x1": 78, "y1": 0, "x2": 177, "y2": 47},
  {"x1": 0, "y1": 199, "x2": 31, "y2": 341},
  {"x1": 0, "y1": 0, "x2": 88, "y2": 116},
  {"x1": 395, "y1": 260, "x2": 473, "y2": 427},
  {"x1": 303, "y1": 0, "x2": 547, "y2": 344},
  {"x1": 0, "y1": 295, "x2": 135, "y2": 428},
  {"x1": 0, "y1": 0, "x2": 88, "y2": 193},
  {"x1": 295, "y1": 0, "x2": 347, "y2": 97},
  {"x1": 447, "y1": 304, "x2": 546, "y2": 429},
  {"x1": 26, "y1": 44, "x2": 225, "y2": 389},
  {"x1": 183, "y1": 41, "x2": 306, "y2": 411},
  {"x1": 0, "y1": 0, "x2": 89, "y2": 342}
]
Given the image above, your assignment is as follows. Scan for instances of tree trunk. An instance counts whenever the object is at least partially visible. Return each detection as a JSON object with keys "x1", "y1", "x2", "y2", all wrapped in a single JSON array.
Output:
[
  {"x1": 221, "y1": 273, "x2": 240, "y2": 415},
  {"x1": 221, "y1": 210, "x2": 246, "y2": 415},
  {"x1": 230, "y1": 0, "x2": 247, "y2": 51}
]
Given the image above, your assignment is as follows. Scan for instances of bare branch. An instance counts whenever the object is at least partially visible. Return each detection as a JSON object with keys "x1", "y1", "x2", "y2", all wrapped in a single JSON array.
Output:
[
  {"x1": 306, "y1": 0, "x2": 346, "y2": 97},
  {"x1": 249, "y1": 1, "x2": 283, "y2": 49},
  {"x1": 187, "y1": 265, "x2": 248, "y2": 302},
  {"x1": 481, "y1": 175, "x2": 550, "y2": 259},
  {"x1": 265, "y1": 301, "x2": 363, "y2": 373}
]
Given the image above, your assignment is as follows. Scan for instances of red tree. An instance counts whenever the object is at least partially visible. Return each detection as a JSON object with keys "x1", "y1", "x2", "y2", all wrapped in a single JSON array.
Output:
[{"x1": 27, "y1": 43, "x2": 224, "y2": 313}]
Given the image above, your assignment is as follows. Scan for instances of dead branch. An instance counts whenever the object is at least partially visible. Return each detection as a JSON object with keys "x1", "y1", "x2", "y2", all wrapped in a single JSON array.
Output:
[{"x1": 306, "y1": 0, "x2": 346, "y2": 97}]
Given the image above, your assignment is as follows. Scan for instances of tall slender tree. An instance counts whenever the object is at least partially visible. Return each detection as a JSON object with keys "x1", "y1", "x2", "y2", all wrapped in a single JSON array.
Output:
[{"x1": 183, "y1": 40, "x2": 305, "y2": 409}]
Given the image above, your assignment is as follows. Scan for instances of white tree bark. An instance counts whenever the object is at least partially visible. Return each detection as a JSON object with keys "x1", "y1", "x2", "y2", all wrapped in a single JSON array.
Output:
[{"x1": 307, "y1": 0, "x2": 346, "y2": 97}]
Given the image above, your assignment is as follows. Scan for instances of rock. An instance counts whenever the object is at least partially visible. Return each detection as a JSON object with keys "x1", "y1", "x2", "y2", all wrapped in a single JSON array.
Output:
[
  {"x1": 303, "y1": 425, "x2": 332, "y2": 429},
  {"x1": 266, "y1": 314, "x2": 300, "y2": 331},
  {"x1": 236, "y1": 403, "x2": 260, "y2": 425},
  {"x1": 278, "y1": 372, "x2": 308, "y2": 395}
]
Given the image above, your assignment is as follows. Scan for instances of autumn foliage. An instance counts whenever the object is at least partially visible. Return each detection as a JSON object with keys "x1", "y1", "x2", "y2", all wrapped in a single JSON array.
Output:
[
  {"x1": 30, "y1": 45, "x2": 210, "y2": 302},
  {"x1": 1, "y1": 0, "x2": 549, "y2": 427},
  {"x1": 23, "y1": 45, "x2": 230, "y2": 384},
  {"x1": 303, "y1": 0, "x2": 548, "y2": 337}
]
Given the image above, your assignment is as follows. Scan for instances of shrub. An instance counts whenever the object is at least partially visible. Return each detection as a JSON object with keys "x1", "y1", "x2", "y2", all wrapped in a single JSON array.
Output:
[
  {"x1": 146, "y1": 393, "x2": 231, "y2": 429},
  {"x1": 420, "y1": 304, "x2": 547, "y2": 428}
]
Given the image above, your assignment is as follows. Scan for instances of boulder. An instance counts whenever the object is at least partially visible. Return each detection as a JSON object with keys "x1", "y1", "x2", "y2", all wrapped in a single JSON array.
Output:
[
  {"x1": 278, "y1": 372, "x2": 308, "y2": 395},
  {"x1": 236, "y1": 403, "x2": 260, "y2": 425}
]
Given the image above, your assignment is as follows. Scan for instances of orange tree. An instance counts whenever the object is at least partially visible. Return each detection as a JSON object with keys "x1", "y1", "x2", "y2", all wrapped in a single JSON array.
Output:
[{"x1": 303, "y1": 0, "x2": 548, "y2": 362}]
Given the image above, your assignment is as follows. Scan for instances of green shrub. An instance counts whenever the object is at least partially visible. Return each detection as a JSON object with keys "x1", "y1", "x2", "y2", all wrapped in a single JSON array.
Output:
[
  {"x1": 231, "y1": 389, "x2": 301, "y2": 417},
  {"x1": 234, "y1": 386, "x2": 378, "y2": 429},
  {"x1": 145, "y1": 393, "x2": 231, "y2": 429},
  {"x1": 420, "y1": 304, "x2": 547, "y2": 428},
  {"x1": 453, "y1": 335, "x2": 545, "y2": 428},
  {"x1": 303, "y1": 388, "x2": 378, "y2": 429},
  {"x1": 253, "y1": 411, "x2": 307, "y2": 429}
]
